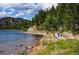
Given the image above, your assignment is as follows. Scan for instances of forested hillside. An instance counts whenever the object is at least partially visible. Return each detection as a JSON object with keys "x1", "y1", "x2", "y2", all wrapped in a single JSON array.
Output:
[
  {"x1": 32, "y1": 3, "x2": 79, "y2": 34},
  {"x1": 0, "y1": 17, "x2": 32, "y2": 31}
]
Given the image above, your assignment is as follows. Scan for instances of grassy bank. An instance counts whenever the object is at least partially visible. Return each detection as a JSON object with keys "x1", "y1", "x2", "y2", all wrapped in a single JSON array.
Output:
[{"x1": 30, "y1": 39, "x2": 79, "y2": 55}]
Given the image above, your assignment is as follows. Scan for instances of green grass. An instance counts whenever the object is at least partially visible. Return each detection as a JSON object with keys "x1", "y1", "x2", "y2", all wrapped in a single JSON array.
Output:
[
  {"x1": 18, "y1": 50, "x2": 26, "y2": 55},
  {"x1": 36, "y1": 39, "x2": 79, "y2": 55}
]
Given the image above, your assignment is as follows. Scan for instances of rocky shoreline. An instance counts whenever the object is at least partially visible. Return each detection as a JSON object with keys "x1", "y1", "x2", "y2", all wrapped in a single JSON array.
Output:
[
  {"x1": 25, "y1": 31, "x2": 79, "y2": 55},
  {"x1": 22, "y1": 32, "x2": 54, "y2": 55}
]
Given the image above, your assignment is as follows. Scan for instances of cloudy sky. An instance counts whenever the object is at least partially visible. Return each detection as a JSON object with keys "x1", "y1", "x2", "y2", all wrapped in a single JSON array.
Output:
[{"x1": 0, "y1": 3, "x2": 57, "y2": 20}]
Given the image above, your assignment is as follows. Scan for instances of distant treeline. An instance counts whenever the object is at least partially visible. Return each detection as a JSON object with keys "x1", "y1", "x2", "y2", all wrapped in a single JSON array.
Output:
[
  {"x1": 32, "y1": 3, "x2": 79, "y2": 34},
  {"x1": 0, "y1": 17, "x2": 32, "y2": 31}
]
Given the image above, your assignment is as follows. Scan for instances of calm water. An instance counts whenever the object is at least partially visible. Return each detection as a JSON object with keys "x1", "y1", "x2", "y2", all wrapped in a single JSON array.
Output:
[{"x1": 0, "y1": 30, "x2": 42, "y2": 55}]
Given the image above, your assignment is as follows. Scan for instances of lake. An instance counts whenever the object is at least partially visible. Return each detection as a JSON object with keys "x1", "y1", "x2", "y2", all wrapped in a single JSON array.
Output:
[{"x1": 0, "y1": 30, "x2": 42, "y2": 55}]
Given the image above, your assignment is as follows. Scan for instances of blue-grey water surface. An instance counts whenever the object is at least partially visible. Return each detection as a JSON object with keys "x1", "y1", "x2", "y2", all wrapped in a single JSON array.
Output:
[{"x1": 0, "y1": 30, "x2": 42, "y2": 55}]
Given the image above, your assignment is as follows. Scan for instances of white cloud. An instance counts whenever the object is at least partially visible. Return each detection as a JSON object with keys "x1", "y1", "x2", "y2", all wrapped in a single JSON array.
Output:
[
  {"x1": 6, "y1": 8, "x2": 15, "y2": 14},
  {"x1": 15, "y1": 13, "x2": 23, "y2": 17},
  {"x1": 0, "y1": 3, "x2": 57, "y2": 10},
  {"x1": 0, "y1": 11, "x2": 8, "y2": 16},
  {"x1": 15, "y1": 12, "x2": 24, "y2": 17},
  {"x1": 0, "y1": 3, "x2": 58, "y2": 19},
  {"x1": 0, "y1": 3, "x2": 24, "y2": 8},
  {"x1": 42, "y1": 3, "x2": 54, "y2": 10},
  {"x1": 26, "y1": 9, "x2": 33, "y2": 14},
  {"x1": 42, "y1": 3, "x2": 58, "y2": 10}
]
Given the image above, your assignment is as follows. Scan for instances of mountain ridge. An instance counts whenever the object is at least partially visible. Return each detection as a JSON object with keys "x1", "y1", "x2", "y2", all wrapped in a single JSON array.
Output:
[{"x1": 0, "y1": 17, "x2": 32, "y2": 30}]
